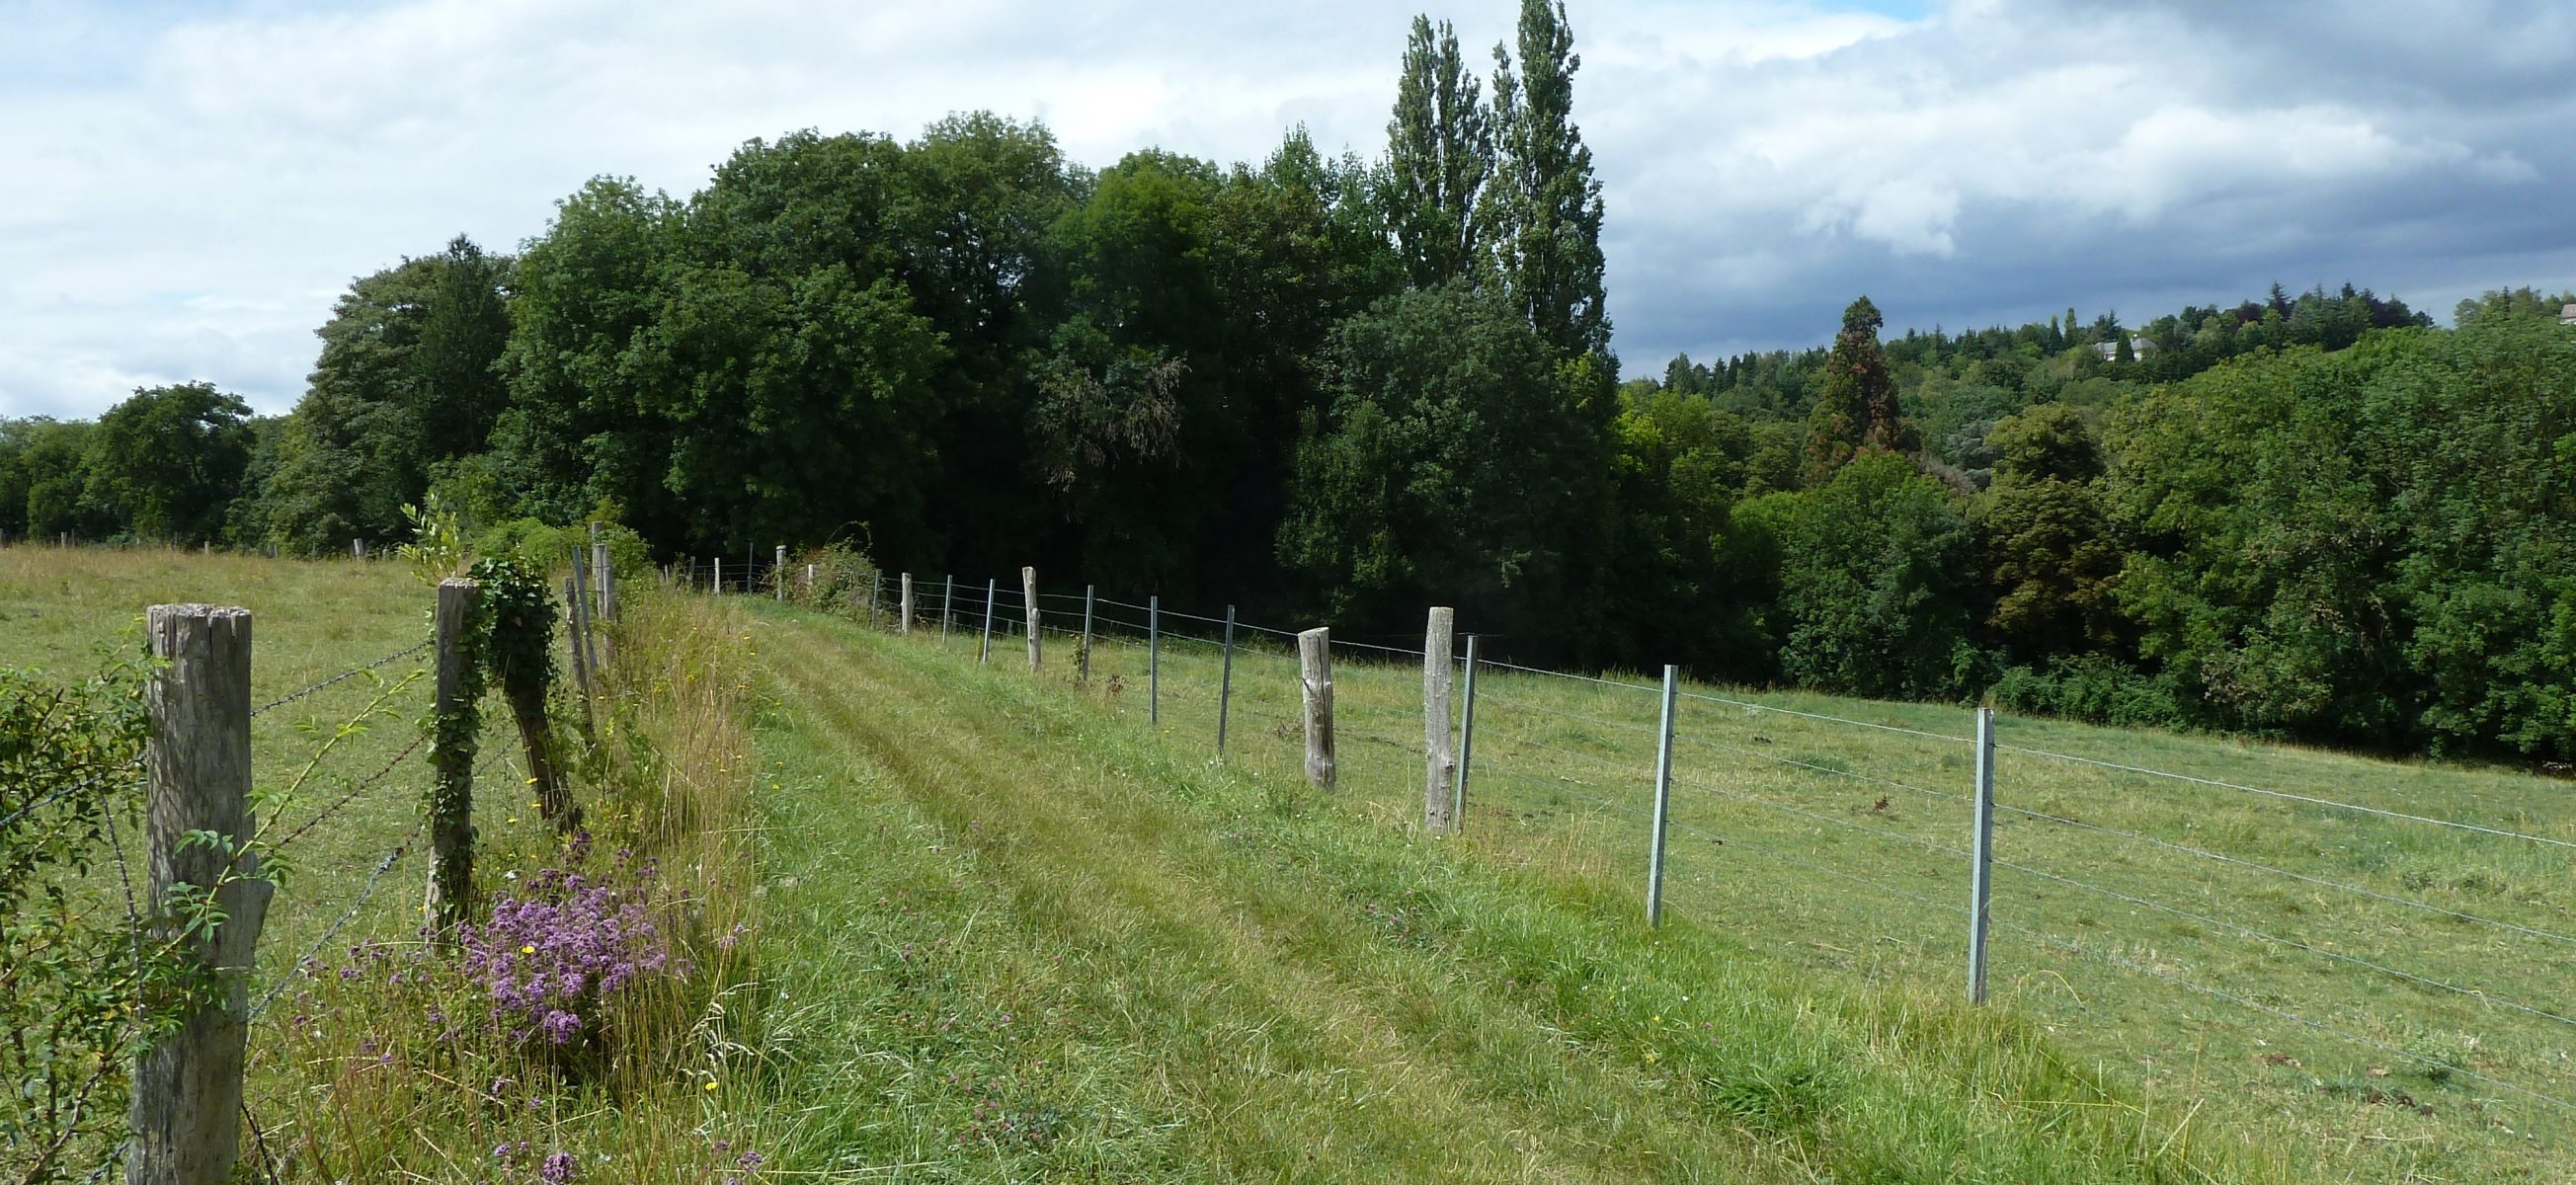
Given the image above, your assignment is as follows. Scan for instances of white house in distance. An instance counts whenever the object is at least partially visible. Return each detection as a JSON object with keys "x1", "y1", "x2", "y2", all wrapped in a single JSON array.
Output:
[
  {"x1": 2561, "y1": 303, "x2": 2575, "y2": 327},
  {"x1": 2093, "y1": 333, "x2": 2159, "y2": 361}
]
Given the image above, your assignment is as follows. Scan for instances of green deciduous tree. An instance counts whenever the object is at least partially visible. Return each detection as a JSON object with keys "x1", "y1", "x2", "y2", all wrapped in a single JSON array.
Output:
[
  {"x1": 83, "y1": 382, "x2": 254, "y2": 544},
  {"x1": 1738, "y1": 452, "x2": 1977, "y2": 699},
  {"x1": 1974, "y1": 403, "x2": 2124, "y2": 660},
  {"x1": 1278, "y1": 284, "x2": 1615, "y2": 655},
  {"x1": 266, "y1": 237, "x2": 515, "y2": 552}
]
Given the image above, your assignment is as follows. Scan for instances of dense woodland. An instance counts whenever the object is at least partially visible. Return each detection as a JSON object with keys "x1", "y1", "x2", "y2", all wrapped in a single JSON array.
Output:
[{"x1": 3, "y1": 1, "x2": 2572, "y2": 763}]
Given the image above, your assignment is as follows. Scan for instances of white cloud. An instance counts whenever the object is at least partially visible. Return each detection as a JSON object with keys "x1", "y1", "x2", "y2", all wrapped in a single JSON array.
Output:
[{"x1": 0, "y1": 0, "x2": 2568, "y2": 418}]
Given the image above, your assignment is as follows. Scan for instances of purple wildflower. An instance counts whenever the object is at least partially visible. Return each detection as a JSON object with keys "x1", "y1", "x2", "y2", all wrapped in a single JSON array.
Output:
[
  {"x1": 456, "y1": 866, "x2": 686, "y2": 1051},
  {"x1": 539, "y1": 1151, "x2": 579, "y2": 1183}
]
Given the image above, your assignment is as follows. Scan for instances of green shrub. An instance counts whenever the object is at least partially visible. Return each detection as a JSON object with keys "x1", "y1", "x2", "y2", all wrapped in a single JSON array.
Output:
[{"x1": 1989, "y1": 655, "x2": 2183, "y2": 729}]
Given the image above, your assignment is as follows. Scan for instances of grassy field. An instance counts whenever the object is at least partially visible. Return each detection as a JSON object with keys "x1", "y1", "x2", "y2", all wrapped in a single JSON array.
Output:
[
  {"x1": 740, "y1": 600, "x2": 2269, "y2": 1182},
  {"x1": 998, "y1": 590, "x2": 2576, "y2": 1183},
  {"x1": 11, "y1": 546, "x2": 2575, "y2": 1181}
]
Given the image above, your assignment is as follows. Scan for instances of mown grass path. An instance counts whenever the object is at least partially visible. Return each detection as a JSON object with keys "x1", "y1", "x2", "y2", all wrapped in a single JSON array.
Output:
[{"x1": 741, "y1": 606, "x2": 2261, "y2": 1183}]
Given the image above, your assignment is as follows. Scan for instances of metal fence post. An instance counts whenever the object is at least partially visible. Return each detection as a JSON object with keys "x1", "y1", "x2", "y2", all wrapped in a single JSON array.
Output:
[
  {"x1": 942, "y1": 576, "x2": 956, "y2": 642},
  {"x1": 1081, "y1": 585, "x2": 1094, "y2": 683},
  {"x1": 1647, "y1": 664, "x2": 1678, "y2": 927},
  {"x1": 1454, "y1": 634, "x2": 1479, "y2": 826},
  {"x1": 1969, "y1": 706, "x2": 1996, "y2": 1004},
  {"x1": 1148, "y1": 595, "x2": 1161, "y2": 725},
  {"x1": 980, "y1": 577, "x2": 997, "y2": 664},
  {"x1": 1217, "y1": 605, "x2": 1236, "y2": 753}
]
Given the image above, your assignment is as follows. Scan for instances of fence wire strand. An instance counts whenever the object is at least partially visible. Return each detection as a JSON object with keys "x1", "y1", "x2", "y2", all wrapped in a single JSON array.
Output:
[
  {"x1": 1676, "y1": 686, "x2": 1972, "y2": 745},
  {"x1": 1998, "y1": 743, "x2": 2576, "y2": 850},
  {"x1": 274, "y1": 731, "x2": 433, "y2": 853},
  {"x1": 0, "y1": 755, "x2": 144, "y2": 831},
  {"x1": 252, "y1": 640, "x2": 431, "y2": 717}
]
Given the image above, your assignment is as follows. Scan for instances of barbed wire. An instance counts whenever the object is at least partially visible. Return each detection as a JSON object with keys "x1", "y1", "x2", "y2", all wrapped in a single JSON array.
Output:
[
  {"x1": 1667, "y1": 771, "x2": 1977, "y2": 860},
  {"x1": 0, "y1": 755, "x2": 144, "y2": 832},
  {"x1": 251, "y1": 640, "x2": 431, "y2": 718},
  {"x1": 1479, "y1": 658, "x2": 1663, "y2": 696},
  {"x1": 1996, "y1": 743, "x2": 2576, "y2": 850},
  {"x1": 273, "y1": 731, "x2": 432, "y2": 853},
  {"x1": 252, "y1": 816, "x2": 426, "y2": 1020},
  {"x1": 1475, "y1": 690, "x2": 1662, "y2": 737}
]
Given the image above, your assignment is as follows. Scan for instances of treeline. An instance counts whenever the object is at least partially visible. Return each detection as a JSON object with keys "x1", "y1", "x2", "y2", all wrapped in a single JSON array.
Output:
[{"x1": 5, "y1": 2, "x2": 2574, "y2": 764}]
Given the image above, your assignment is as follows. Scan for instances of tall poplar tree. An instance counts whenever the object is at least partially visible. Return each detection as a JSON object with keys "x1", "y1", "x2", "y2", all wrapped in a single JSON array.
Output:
[
  {"x1": 1481, "y1": 0, "x2": 1609, "y2": 358},
  {"x1": 1384, "y1": 16, "x2": 1490, "y2": 289}
]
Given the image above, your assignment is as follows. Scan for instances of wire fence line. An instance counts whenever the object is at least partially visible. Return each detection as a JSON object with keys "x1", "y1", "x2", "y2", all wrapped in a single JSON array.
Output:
[{"x1": 834, "y1": 566, "x2": 2576, "y2": 1142}]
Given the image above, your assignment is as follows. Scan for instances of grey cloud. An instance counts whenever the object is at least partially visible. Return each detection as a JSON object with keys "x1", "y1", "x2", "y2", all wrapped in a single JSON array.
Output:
[{"x1": 1, "y1": 0, "x2": 2570, "y2": 419}]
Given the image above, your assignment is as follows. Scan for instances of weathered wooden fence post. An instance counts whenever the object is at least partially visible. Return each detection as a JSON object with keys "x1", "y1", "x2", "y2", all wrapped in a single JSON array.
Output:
[
  {"x1": 593, "y1": 542, "x2": 615, "y2": 621},
  {"x1": 1023, "y1": 567, "x2": 1041, "y2": 672},
  {"x1": 1454, "y1": 634, "x2": 1480, "y2": 827},
  {"x1": 131, "y1": 604, "x2": 268, "y2": 1185},
  {"x1": 1080, "y1": 585, "x2": 1095, "y2": 683},
  {"x1": 1148, "y1": 595, "x2": 1161, "y2": 725},
  {"x1": 1216, "y1": 605, "x2": 1236, "y2": 753},
  {"x1": 590, "y1": 542, "x2": 615, "y2": 671},
  {"x1": 1646, "y1": 665, "x2": 1678, "y2": 927},
  {"x1": 563, "y1": 577, "x2": 597, "y2": 738},
  {"x1": 805, "y1": 562, "x2": 816, "y2": 600},
  {"x1": 569, "y1": 552, "x2": 601, "y2": 675},
  {"x1": 942, "y1": 576, "x2": 956, "y2": 641},
  {"x1": 775, "y1": 545, "x2": 787, "y2": 601},
  {"x1": 1299, "y1": 627, "x2": 1334, "y2": 790},
  {"x1": 491, "y1": 582, "x2": 574, "y2": 832},
  {"x1": 713, "y1": 556, "x2": 723, "y2": 594},
  {"x1": 1969, "y1": 706, "x2": 1996, "y2": 1004},
  {"x1": 1424, "y1": 606, "x2": 1456, "y2": 833},
  {"x1": 427, "y1": 579, "x2": 480, "y2": 941},
  {"x1": 899, "y1": 573, "x2": 914, "y2": 634}
]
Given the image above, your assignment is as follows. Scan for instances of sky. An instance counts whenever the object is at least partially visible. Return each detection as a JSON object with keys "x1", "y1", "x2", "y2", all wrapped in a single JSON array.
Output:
[{"x1": 3, "y1": 0, "x2": 2571, "y2": 419}]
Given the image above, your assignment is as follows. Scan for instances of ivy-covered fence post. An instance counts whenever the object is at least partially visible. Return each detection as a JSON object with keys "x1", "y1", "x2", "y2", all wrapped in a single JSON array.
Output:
[
  {"x1": 475, "y1": 556, "x2": 579, "y2": 832},
  {"x1": 426, "y1": 578, "x2": 483, "y2": 943}
]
